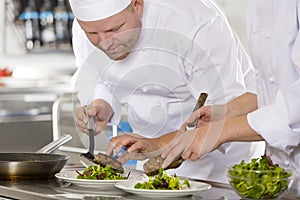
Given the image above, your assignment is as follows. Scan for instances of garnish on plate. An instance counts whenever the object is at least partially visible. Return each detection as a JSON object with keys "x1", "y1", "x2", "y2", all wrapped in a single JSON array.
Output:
[
  {"x1": 134, "y1": 168, "x2": 190, "y2": 190},
  {"x1": 76, "y1": 164, "x2": 128, "y2": 180}
]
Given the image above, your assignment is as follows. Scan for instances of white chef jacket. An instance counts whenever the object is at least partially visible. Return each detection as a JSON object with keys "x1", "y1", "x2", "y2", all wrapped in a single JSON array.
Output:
[
  {"x1": 247, "y1": 0, "x2": 300, "y2": 193},
  {"x1": 72, "y1": 0, "x2": 263, "y2": 183}
]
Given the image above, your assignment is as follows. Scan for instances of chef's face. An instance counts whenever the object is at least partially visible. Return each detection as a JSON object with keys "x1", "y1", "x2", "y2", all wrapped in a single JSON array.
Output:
[{"x1": 78, "y1": 0, "x2": 143, "y2": 60}]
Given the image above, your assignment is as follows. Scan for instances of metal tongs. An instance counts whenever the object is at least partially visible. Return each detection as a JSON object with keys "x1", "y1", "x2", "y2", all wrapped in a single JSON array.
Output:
[{"x1": 143, "y1": 93, "x2": 208, "y2": 176}]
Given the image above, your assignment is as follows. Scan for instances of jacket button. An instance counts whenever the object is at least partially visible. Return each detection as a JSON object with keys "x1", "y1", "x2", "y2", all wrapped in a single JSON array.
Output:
[
  {"x1": 266, "y1": 33, "x2": 271, "y2": 39},
  {"x1": 284, "y1": 160, "x2": 290, "y2": 166},
  {"x1": 142, "y1": 87, "x2": 148, "y2": 92},
  {"x1": 269, "y1": 75, "x2": 275, "y2": 83},
  {"x1": 103, "y1": 81, "x2": 111, "y2": 87}
]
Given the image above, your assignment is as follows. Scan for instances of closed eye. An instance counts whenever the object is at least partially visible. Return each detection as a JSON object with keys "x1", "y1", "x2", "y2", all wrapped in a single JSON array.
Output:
[
  {"x1": 86, "y1": 32, "x2": 98, "y2": 35},
  {"x1": 106, "y1": 23, "x2": 125, "y2": 33}
]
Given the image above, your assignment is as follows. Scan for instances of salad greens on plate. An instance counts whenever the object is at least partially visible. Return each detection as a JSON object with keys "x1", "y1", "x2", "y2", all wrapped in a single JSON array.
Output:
[
  {"x1": 134, "y1": 168, "x2": 190, "y2": 190},
  {"x1": 76, "y1": 164, "x2": 128, "y2": 180}
]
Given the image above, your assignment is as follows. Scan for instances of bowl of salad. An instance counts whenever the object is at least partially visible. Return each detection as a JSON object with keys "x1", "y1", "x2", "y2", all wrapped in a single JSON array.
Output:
[{"x1": 226, "y1": 156, "x2": 294, "y2": 199}]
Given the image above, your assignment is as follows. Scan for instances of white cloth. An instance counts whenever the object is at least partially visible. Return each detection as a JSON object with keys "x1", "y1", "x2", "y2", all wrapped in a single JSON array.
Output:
[
  {"x1": 72, "y1": 0, "x2": 263, "y2": 183},
  {"x1": 247, "y1": 0, "x2": 300, "y2": 194},
  {"x1": 68, "y1": 0, "x2": 131, "y2": 21}
]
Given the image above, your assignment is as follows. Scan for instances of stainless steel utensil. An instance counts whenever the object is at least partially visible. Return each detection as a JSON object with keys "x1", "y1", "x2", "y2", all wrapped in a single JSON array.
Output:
[
  {"x1": 80, "y1": 105, "x2": 95, "y2": 161},
  {"x1": 79, "y1": 106, "x2": 124, "y2": 172},
  {"x1": 36, "y1": 134, "x2": 72, "y2": 153}
]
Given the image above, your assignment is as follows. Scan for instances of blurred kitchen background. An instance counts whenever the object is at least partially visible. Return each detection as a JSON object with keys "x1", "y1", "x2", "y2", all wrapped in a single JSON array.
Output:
[{"x1": 0, "y1": 0, "x2": 248, "y2": 166}]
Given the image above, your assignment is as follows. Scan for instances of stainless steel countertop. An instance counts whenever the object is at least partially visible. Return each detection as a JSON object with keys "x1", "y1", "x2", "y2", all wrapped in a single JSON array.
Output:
[{"x1": 0, "y1": 166, "x2": 297, "y2": 200}]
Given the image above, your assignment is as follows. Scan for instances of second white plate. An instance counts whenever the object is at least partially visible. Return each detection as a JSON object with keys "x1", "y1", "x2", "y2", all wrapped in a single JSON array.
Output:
[{"x1": 115, "y1": 179, "x2": 211, "y2": 198}]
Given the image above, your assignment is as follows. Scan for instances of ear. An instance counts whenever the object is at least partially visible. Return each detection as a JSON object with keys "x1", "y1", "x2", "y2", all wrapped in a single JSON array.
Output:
[{"x1": 131, "y1": 0, "x2": 144, "y2": 17}]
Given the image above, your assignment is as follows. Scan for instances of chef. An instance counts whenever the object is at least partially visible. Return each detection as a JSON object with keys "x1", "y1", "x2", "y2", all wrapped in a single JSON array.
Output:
[
  {"x1": 158, "y1": 0, "x2": 300, "y2": 193},
  {"x1": 69, "y1": 0, "x2": 263, "y2": 183}
]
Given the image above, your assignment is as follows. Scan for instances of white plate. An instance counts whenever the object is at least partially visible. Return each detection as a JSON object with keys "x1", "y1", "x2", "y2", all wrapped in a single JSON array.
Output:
[
  {"x1": 115, "y1": 179, "x2": 211, "y2": 198},
  {"x1": 55, "y1": 170, "x2": 127, "y2": 189}
]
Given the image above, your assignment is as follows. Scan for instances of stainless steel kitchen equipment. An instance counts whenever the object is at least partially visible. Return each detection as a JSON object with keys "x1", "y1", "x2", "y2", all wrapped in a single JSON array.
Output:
[
  {"x1": 0, "y1": 85, "x2": 73, "y2": 153},
  {"x1": 0, "y1": 134, "x2": 72, "y2": 179},
  {"x1": 0, "y1": 92, "x2": 55, "y2": 152},
  {"x1": 0, "y1": 164, "x2": 297, "y2": 200},
  {"x1": 0, "y1": 169, "x2": 296, "y2": 200}
]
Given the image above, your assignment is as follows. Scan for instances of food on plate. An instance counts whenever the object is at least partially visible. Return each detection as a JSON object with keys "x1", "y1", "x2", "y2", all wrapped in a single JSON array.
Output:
[
  {"x1": 93, "y1": 153, "x2": 124, "y2": 173},
  {"x1": 227, "y1": 156, "x2": 293, "y2": 199},
  {"x1": 76, "y1": 164, "x2": 128, "y2": 180},
  {"x1": 134, "y1": 168, "x2": 190, "y2": 190},
  {"x1": 143, "y1": 156, "x2": 184, "y2": 176}
]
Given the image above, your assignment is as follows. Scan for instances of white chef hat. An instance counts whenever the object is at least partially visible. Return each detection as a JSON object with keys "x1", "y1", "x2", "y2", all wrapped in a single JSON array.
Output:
[{"x1": 69, "y1": 0, "x2": 132, "y2": 21}]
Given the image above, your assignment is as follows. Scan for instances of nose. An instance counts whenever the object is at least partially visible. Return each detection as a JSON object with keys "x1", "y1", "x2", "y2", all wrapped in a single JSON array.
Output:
[{"x1": 97, "y1": 32, "x2": 114, "y2": 50}]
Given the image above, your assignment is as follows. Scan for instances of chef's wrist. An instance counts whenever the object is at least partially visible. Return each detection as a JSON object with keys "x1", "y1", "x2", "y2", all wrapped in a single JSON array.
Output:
[
  {"x1": 151, "y1": 137, "x2": 165, "y2": 151},
  {"x1": 226, "y1": 92, "x2": 258, "y2": 119},
  {"x1": 153, "y1": 130, "x2": 178, "y2": 150},
  {"x1": 224, "y1": 103, "x2": 235, "y2": 119}
]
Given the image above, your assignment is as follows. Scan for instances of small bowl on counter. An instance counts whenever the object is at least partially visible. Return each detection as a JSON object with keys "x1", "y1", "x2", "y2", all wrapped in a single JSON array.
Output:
[{"x1": 226, "y1": 157, "x2": 294, "y2": 199}]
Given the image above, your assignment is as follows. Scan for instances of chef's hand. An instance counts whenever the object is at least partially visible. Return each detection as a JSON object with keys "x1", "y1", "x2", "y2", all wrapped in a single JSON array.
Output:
[
  {"x1": 75, "y1": 99, "x2": 114, "y2": 135},
  {"x1": 106, "y1": 133, "x2": 163, "y2": 164},
  {"x1": 162, "y1": 123, "x2": 222, "y2": 168},
  {"x1": 182, "y1": 93, "x2": 257, "y2": 131},
  {"x1": 180, "y1": 104, "x2": 226, "y2": 131}
]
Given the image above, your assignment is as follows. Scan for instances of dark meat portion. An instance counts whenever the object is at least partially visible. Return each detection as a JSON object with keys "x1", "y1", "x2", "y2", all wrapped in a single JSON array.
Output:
[
  {"x1": 93, "y1": 153, "x2": 124, "y2": 173},
  {"x1": 143, "y1": 156, "x2": 184, "y2": 176},
  {"x1": 143, "y1": 156, "x2": 163, "y2": 176}
]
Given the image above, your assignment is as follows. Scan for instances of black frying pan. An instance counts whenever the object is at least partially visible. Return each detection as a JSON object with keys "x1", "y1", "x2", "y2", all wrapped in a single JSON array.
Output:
[{"x1": 0, "y1": 134, "x2": 72, "y2": 180}]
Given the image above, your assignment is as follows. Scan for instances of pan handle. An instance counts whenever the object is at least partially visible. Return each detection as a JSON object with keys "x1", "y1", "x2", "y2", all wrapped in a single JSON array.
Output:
[{"x1": 36, "y1": 134, "x2": 72, "y2": 153}]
